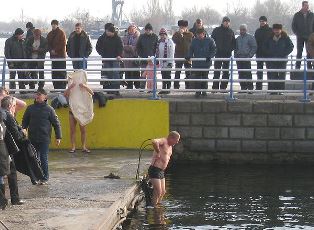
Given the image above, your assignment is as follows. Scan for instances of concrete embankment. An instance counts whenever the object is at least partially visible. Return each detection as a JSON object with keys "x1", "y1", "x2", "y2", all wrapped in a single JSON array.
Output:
[
  {"x1": 170, "y1": 97, "x2": 314, "y2": 163},
  {"x1": 0, "y1": 150, "x2": 151, "y2": 230}
]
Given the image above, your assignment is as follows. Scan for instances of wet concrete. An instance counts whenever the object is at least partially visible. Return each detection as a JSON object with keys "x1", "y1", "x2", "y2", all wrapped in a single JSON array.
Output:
[{"x1": 0, "y1": 150, "x2": 151, "y2": 230}]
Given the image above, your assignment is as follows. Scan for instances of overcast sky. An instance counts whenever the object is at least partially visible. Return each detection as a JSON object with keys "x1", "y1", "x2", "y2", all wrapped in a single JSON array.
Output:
[{"x1": 0, "y1": 0, "x2": 305, "y2": 22}]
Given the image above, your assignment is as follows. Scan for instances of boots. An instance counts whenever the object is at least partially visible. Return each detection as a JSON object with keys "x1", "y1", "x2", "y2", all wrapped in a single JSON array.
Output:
[{"x1": 0, "y1": 184, "x2": 8, "y2": 210}]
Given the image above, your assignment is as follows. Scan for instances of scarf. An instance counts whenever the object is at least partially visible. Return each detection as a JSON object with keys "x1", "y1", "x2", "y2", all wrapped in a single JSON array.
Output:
[
  {"x1": 156, "y1": 38, "x2": 168, "y2": 60},
  {"x1": 127, "y1": 33, "x2": 136, "y2": 46}
]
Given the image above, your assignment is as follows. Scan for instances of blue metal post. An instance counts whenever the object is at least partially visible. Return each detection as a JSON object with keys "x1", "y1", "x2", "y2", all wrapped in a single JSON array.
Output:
[
  {"x1": 228, "y1": 56, "x2": 236, "y2": 101},
  {"x1": 151, "y1": 56, "x2": 159, "y2": 100},
  {"x1": 1, "y1": 58, "x2": 6, "y2": 87},
  {"x1": 301, "y1": 57, "x2": 310, "y2": 102}
]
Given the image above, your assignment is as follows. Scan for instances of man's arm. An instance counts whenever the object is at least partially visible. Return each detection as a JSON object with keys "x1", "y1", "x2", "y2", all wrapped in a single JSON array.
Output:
[
  {"x1": 21, "y1": 106, "x2": 30, "y2": 129},
  {"x1": 5, "y1": 113, "x2": 24, "y2": 141},
  {"x1": 49, "y1": 108, "x2": 62, "y2": 141},
  {"x1": 152, "y1": 138, "x2": 162, "y2": 154}
]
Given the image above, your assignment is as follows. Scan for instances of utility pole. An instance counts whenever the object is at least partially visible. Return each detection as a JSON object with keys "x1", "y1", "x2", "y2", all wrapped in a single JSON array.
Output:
[{"x1": 112, "y1": 0, "x2": 124, "y2": 26}]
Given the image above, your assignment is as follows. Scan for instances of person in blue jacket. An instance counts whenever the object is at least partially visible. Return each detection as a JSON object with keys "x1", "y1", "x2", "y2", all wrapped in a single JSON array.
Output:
[
  {"x1": 264, "y1": 24, "x2": 294, "y2": 94},
  {"x1": 187, "y1": 28, "x2": 216, "y2": 97}
]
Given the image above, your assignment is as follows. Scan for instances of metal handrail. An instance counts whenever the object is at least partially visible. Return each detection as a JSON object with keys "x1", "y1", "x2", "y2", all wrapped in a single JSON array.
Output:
[{"x1": 1, "y1": 56, "x2": 314, "y2": 102}]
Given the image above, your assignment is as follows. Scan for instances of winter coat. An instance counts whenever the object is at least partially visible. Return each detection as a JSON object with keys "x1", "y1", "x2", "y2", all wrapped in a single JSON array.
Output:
[
  {"x1": 307, "y1": 33, "x2": 314, "y2": 57},
  {"x1": 0, "y1": 122, "x2": 9, "y2": 176},
  {"x1": 172, "y1": 30, "x2": 193, "y2": 58},
  {"x1": 4, "y1": 36, "x2": 26, "y2": 60},
  {"x1": 254, "y1": 24, "x2": 273, "y2": 57},
  {"x1": 188, "y1": 37, "x2": 217, "y2": 68},
  {"x1": 211, "y1": 25, "x2": 236, "y2": 57},
  {"x1": 66, "y1": 30, "x2": 92, "y2": 58},
  {"x1": 96, "y1": 33, "x2": 123, "y2": 58},
  {"x1": 24, "y1": 36, "x2": 48, "y2": 59},
  {"x1": 46, "y1": 27, "x2": 67, "y2": 58},
  {"x1": 122, "y1": 31, "x2": 140, "y2": 68},
  {"x1": 235, "y1": 33, "x2": 257, "y2": 58},
  {"x1": 136, "y1": 33, "x2": 158, "y2": 58},
  {"x1": 263, "y1": 32, "x2": 294, "y2": 58},
  {"x1": 22, "y1": 100, "x2": 62, "y2": 144},
  {"x1": 156, "y1": 38, "x2": 175, "y2": 68},
  {"x1": 292, "y1": 10, "x2": 314, "y2": 39}
]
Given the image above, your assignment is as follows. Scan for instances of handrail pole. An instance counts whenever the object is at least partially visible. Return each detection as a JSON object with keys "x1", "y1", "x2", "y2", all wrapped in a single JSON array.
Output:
[
  {"x1": 301, "y1": 57, "x2": 311, "y2": 102},
  {"x1": 1, "y1": 58, "x2": 6, "y2": 87},
  {"x1": 228, "y1": 56, "x2": 236, "y2": 101}
]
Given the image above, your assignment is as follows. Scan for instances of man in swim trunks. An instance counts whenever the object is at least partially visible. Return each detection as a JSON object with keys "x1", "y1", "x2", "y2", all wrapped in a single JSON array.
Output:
[{"x1": 148, "y1": 131, "x2": 180, "y2": 206}]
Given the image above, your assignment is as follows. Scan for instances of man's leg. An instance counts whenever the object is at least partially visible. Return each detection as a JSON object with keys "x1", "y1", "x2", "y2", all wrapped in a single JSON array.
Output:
[
  {"x1": 296, "y1": 37, "x2": 305, "y2": 69},
  {"x1": 0, "y1": 177, "x2": 7, "y2": 209},
  {"x1": 201, "y1": 71, "x2": 209, "y2": 94},
  {"x1": 245, "y1": 61, "x2": 253, "y2": 90},
  {"x1": 125, "y1": 71, "x2": 133, "y2": 89},
  {"x1": 221, "y1": 60, "x2": 230, "y2": 90},
  {"x1": 52, "y1": 60, "x2": 67, "y2": 90},
  {"x1": 256, "y1": 61, "x2": 264, "y2": 90},
  {"x1": 267, "y1": 61, "x2": 275, "y2": 92},
  {"x1": 28, "y1": 62, "x2": 37, "y2": 90},
  {"x1": 38, "y1": 61, "x2": 45, "y2": 89},
  {"x1": 212, "y1": 60, "x2": 222, "y2": 90},
  {"x1": 111, "y1": 61, "x2": 121, "y2": 94},
  {"x1": 150, "y1": 178, "x2": 162, "y2": 206},
  {"x1": 133, "y1": 71, "x2": 141, "y2": 89},
  {"x1": 140, "y1": 61, "x2": 147, "y2": 89},
  {"x1": 159, "y1": 178, "x2": 166, "y2": 203},
  {"x1": 237, "y1": 61, "x2": 245, "y2": 90},
  {"x1": 278, "y1": 62, "x2": 287, "y2": 92},
  {"x1": 174, "y1": 61, "x2": 183, "y2": 89},
  {"x1": 33, "y1": 142, "x2": 50, "y2": 182},
  {"x1": 16, "y1": 63, "x2": 26, "y2": 92},
  {"x1": 184, "y1": 61, "x2": 192, "y2": 89},
  {"x1": 8, "y1": 160, "x2": 22, "y2": 204},
  {"x1": 9, "y1": 68, "x2": 16, "y2": 91}
]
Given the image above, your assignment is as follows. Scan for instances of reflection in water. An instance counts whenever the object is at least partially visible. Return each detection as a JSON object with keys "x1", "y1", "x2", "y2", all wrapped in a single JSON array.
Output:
[{"x1": 123, "y1": 164, "x2": 314, "y2": 229}]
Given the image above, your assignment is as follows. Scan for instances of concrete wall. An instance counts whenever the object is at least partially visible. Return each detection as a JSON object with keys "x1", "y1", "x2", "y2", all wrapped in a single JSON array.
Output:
[
  {"x1": 170, "y1": 99, "x2": 314, "y2": 163},
  {"x1": 16, "y1": 99, "x2": 169, "y2": 149}
]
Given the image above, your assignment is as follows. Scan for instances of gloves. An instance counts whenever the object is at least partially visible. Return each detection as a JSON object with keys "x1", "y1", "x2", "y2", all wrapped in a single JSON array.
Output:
[{"x1": 206, "y1": 57, "x2": 211, "y2": 62}]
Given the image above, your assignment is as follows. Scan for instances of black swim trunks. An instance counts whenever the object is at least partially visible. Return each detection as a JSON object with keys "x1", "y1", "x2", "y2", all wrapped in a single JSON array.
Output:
[{"x1": 148, "y1": 165, "x2": 165, "y2": 179}]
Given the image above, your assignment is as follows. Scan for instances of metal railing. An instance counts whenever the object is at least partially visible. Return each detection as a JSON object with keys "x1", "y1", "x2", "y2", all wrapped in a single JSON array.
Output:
[{"x1": 0, "y1": 56, "x2": 313, "y2": 102}]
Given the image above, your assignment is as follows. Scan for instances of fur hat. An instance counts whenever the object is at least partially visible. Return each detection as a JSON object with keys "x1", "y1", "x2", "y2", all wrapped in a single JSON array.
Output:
[
  {"x1": 178, "y1": 20, "x2": 188, "y2": 27},
  {"x1": 14, "y1": 28, "x2": 24, "y2": 36},
  {"x1": 159, "y1": 28, "x2": 167, "y2": 35},
  {"x1": 145, "y1": 23, "x2": 153, "y2": 31},
  {"x1": 272, "y1": 23, "x2": 283, "y2": 30}
]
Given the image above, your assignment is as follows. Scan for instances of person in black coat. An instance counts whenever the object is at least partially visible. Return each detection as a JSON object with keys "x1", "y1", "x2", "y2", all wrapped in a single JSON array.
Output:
[
  {"x1": 0, "y1": 96, "x2": 25, "y2": 206},
  {"x1": 136, "y1": 23, "x2": 158, "y2": 89},
  {"x1": 264, "y1": 24, "x2": 294, "y2": 94},
  {"x1": 211, "y1": 16, "x2": 236, "y2": 90},
  {"x1": 96, "y1": 25, "x2": 123, "y2": 95},
  {"x1": 254, "y1": 16, "x2": 273, "y2": 90},
  {"x1": 0, "y1": 113, "x2": 9, "y2": 210},
  {"x1": 292, "y1": 1, "x2": 314, "y2": 69},
  {"x1": 25, "y1": 29, "x2": 48, "y2": 90},
  {"x1": 4, "y1": 28, "x2": 27, "y2": 91},
  {"x1": 22, "y1": 88, "x2": 62, "y2": 184},
  {"x1": 66, "y1": 23, "x2": 93, "y2": 69}
]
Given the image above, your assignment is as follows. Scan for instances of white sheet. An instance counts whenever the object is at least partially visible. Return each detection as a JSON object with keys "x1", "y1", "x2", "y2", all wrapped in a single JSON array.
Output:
[{"x1": 68, "y1": 70, "x2": 94, "y2": 126}]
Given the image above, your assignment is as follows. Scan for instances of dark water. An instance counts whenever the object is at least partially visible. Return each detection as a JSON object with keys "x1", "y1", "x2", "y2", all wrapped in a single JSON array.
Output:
[{"x1": 123, "y1": 164, "x2": 314, "y2": 229}]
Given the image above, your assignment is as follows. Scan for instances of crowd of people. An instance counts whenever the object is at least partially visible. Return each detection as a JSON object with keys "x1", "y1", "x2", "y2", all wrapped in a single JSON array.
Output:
[{"x1": 4, "y1": 1, "x2": 314, "y2": 96}]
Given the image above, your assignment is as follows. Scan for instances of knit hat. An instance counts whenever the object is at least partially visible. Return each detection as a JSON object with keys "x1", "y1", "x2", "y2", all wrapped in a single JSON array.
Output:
[
  {"x1": 26, "y1": 22, "x2": 34, "y2": 29},
  {"x1": 14, "y1": 28, "x2": 24, "y2": 36},
  {"x1": 259, "y1": 16, "x2": 268, "y2": 22},
  {"x1": 145, "y1": 23, "x2": 153, "y2": 31},
  {"x1": 106, "y1": 25, "x2": 115, "y2": 33},
  {"x1": 222, "y1": 16, "x2": 231, "y2": 23},
  {"x1": 159, "y1": 28, "x2": 167, "y2": 35},
  {"x1": 36, "y1": 88, "x2": 48, "y2": 95},
  {"x1": 178, "y1": 20, "x2": 188, "y2": 27},
  {"x1": 196, "y1": 28, "x2": 205, "y2": 34},
  {"x1": 105, "y1": 23, "x2": 114, "y2": 30},
  {"x1": 272, "y1": 23, "x2": 283, "y2": 30}
]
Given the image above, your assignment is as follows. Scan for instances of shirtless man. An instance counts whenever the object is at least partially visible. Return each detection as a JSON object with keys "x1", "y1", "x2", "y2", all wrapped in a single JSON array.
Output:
[{"x1": 149, "y1": 131, "x2": 180, "y2": 206}]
